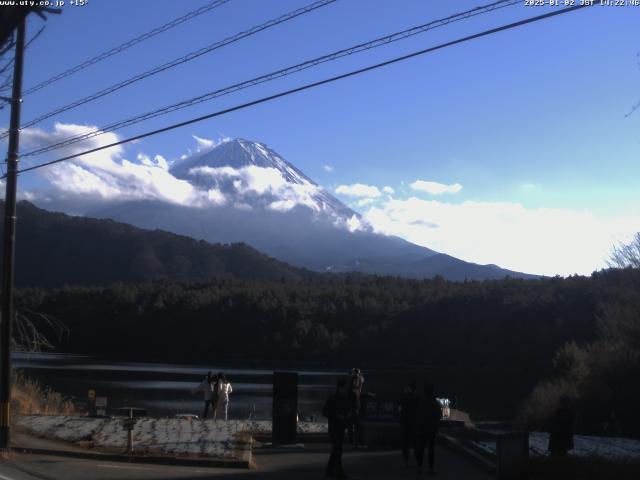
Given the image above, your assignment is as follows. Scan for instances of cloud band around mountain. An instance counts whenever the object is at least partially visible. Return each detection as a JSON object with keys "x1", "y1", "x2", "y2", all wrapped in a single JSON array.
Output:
[
  {"x1": 363, "y1": 196, "x2": 640, "y2": 276},
  {"x1": 17, "y1": 123, "x2": 639, "y2": 277},
  {"x1": 20, "y1": 123, "x2": 226, "y2": 211},
  {"x1": 335, "y1": 183, "x2": 381, "y2": 198}
]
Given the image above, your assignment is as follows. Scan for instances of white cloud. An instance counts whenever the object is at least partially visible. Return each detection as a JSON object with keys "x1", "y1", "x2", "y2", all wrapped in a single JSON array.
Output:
[
  {"x1": 357, "y1": 198, "x2": 375, "y2": 207},
  {"x1": 191, "y1": 164, "x2": 322, "y2": 213},
  {"x1": 335, "y1": 183, "x2": 381, "y2": 198},
  {"x1": 21, "y1": 123, "x2": 226, "y2": 209},
  {"x1": 323, "y1": 164, "x2": 335, "y2": 173},
  {"x1": 206, "y1": 189, "x2": 226, "y2": 204},
  {"x1": 363, "y1": 197, "x2": 640, "y2": 276},
  {"x1": 411, "y1": 180, "x2": 462, "y2": 195},
  {"x1": 182, "y1": 134, "x2": 231, "y2": 158},
  {"x1": 269, "y1": 199, "x2": 298, "y2": 212},
  {"x1": 346, "y1": 214, "x2": 365, "y2": 233},
  {"x1": 192, "y1": 135, "x2": 215, "y2": 150},
  {"x1": 382, "y1": 186, "x2": 395, "y2": 194},
  {"x1": 137, "y1": 153, "x2": 169, "y2": 170},
  {"x1": 154, "y1": 155, "x2": 169, "y2": 170}
]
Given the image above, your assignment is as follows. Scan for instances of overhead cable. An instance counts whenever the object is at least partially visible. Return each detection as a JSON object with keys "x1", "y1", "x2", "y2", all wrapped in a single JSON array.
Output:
[
  {"x1": 22, "y1": 0, "x2": 519, "y2": 157},
  {"x1": 21, "y1": 0, "x2": 233, "y2": 96},
  {"x1": 6, "y1": 0, "x2": 338, "y2": 138},
  {"x1": 10, "y1": 3, "x2": 594, "y2": 178}
]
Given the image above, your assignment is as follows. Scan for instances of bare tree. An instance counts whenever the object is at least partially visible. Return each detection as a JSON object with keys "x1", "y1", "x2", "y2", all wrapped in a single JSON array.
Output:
[
  {"x1": 13, "y1": 309, "x2": 68, "y2": 352},
  {"x1": 608, "y1": 233, "x2": 640, "y2": 269}
]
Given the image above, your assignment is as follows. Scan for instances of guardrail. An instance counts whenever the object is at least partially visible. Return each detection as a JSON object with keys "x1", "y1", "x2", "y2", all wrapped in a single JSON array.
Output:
[{"x1": 442, "y1": 426, "x2": 529, "y2": 480}]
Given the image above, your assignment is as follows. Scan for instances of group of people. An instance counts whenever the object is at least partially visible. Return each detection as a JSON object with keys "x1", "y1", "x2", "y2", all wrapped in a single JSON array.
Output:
[
  {"x1": 194, "y1": 367, "x2": 576, "y2": 478},
  {"x1": 323, "y1": 370, "x2": 576, "y2": 479},
  {"x1": 193, "y1": 371, "x2": 233, "y2": 421},
  {"x1": 323, "y1": 369, "x2": 442, "y2": 479},
  {"x1": 399, "y1": 381, "x2": 442, "y2": 475}
]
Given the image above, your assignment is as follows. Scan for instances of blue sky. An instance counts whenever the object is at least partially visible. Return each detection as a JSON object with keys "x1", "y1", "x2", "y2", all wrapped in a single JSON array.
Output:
[{"x1": 2, "y1": 0, "x2": 639, "y2": 275}]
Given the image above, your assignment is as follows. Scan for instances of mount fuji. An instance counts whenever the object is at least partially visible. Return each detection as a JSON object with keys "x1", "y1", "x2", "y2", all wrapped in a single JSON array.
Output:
[{"x1": 89, "y1": 138, "x2": 534, "y2": 280}]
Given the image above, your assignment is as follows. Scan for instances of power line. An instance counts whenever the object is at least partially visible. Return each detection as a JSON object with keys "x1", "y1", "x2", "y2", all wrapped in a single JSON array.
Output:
[
  {"x1": 21, "y1": 0, "x2": 232, "y2": 97},
  {"x1": 0, "y1": 26, "x2": 45, "y2": 111},
  {"x1": 21, "y1": 0, "x2": 520, "y2": 158},
  {"x1": 10, "y1": 3, "x2": 594, "y2": 179},
  {"x1": 5, "y1": 0, "x2": 338, "y2": 138}
]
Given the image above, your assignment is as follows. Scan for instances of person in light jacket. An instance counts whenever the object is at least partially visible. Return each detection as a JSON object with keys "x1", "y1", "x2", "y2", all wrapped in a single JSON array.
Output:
[
  {"x1": 216, "y1": 372, "x2": 233, "y2": 421},
  {"x1": 193, "y1": 371, "x2": 217, "y2": 419}
]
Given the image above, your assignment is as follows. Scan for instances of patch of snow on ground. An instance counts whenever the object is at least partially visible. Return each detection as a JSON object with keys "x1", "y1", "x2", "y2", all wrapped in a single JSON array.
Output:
[
  {"x1": 243, "y1": 420, "x2": 327, "y2": 435},
  {"x1": 470, "y1": 432, "x2": 640, "y2": 461},
  {"x1": 15, "y1": 416, "x2": 327, "y2": 458},
  {"x1": 16, "y1": 416, "x2": 250, "y2": 458},
  {"x1": 15, "y1": 415, "x2": 107, "y2": 443}
]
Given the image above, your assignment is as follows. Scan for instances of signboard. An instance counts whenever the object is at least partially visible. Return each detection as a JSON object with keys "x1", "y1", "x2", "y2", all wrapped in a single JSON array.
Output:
[
  {"x1": 87, "y1": 389, "x2": 96, "y2": 400},
  {"x1": 95, "y1": 396, "x2": 107, "y2": 416},
  {"x1": 116, "y1": 407, "x2": 147, "y2": 418},
  {"x1": 272, "y1": 372, "x2": 298, "y2": 445},
  {"x1": 362, "y1": 397, "x2": 399, "y2": 421}
]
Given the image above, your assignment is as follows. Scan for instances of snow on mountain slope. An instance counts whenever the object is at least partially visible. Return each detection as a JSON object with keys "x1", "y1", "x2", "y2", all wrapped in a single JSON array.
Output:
[
  {"x1": 170, "y1": 138, "x2": 356, "y2": 220},
  {"x1": 87, "y1": 137, "x2": 536, "y2": 280}
]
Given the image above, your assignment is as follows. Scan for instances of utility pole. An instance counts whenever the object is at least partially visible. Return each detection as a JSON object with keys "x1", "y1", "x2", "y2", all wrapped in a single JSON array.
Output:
[{"x1": 0, "y1": 17, "x2": 25, "y2": 451}]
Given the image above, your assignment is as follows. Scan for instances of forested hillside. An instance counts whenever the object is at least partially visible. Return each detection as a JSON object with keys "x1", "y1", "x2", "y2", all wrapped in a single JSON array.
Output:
[
  {"x1": 4, "y1": 201, "x2": 311, "y2": 286},
  {"x1": 16, "y1": 269, "x2": 634, "y2": 418},
  {"x1": 8, "y1": 200, "x2": 639, "y2": 426}
]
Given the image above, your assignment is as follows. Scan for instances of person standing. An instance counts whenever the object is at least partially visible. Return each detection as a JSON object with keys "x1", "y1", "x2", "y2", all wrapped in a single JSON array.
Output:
[
  {"x1": 193, "y1": 371, "x2": 216, "y2": 419},
  {"x1": 324, "y1": 378, "x2": 350, "y2": 479},
  {"x1": 348, "y1": 367, "x2": 365, "y2": 446},
  {"x1": 211, "y1": 372, "x2": 222, "y2": 420},
  {"x1": 415, "y1": 383, "x2": 442, "y2": 475},
  {"x1": 399, "y1": 380, "x2": 419, "y2": 467},
  {"x1": 548, "y1": 395, "x2": 574, "y2": 456},
  {"x1": 217, "y1": 373, "x2": 233, "y2": 421}
]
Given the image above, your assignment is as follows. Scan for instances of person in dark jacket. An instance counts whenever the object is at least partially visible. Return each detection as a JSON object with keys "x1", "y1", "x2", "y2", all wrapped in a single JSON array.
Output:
[
  {"x1": 399, "y1": 380, "x2": 419, "y2": 467},
  {"x1": 415, "y1": 382, "x2": 442, "y2": 475},
  {"x1": 548, "y1": 395, "x2": 574, "y2": 455},
  {"x1": 324, "y1": 378, "x2": 351, "y2": 479}
]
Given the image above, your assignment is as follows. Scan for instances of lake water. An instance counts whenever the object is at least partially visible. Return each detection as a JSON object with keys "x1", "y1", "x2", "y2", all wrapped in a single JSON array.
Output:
[
  {"x1": 13, "y1": 352, "x2": 528, "y2": 420},
  {"x1": 13, "y1": 352, "x2": 343, "y2": 420}
]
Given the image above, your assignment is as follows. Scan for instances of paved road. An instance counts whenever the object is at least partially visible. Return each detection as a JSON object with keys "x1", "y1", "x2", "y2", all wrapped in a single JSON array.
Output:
[{"x1": 0, "y1": 444, "x2": 493, "y2": 480}]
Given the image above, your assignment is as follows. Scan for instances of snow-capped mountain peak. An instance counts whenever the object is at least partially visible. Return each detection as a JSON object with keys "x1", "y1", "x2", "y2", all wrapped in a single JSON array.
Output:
[
  {"x1": 170, "y1": 138, "x2": 357, "y2": 220},
  {"x1": 85, "y1": 137, "x2": 534, "y2": 281},
  {"x1": 171, "y1": 138, "x2": 310, "y2": 184}
]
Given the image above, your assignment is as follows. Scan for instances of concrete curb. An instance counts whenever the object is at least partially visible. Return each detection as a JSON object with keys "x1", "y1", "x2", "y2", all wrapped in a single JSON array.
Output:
[
  {"x1": 12, "y1": 445, "x2": 251, "y2": 469},
  {"x1": 440, "y1": 435, "x2": 496, "y2": 474}
]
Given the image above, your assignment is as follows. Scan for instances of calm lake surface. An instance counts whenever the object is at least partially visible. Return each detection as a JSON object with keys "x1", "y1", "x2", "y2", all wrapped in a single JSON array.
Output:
[
  {"x1": 13, "y1": 352, "x2": 343, "y2": 419},
  {"x1": 13, "y1": 352, "x2": 527, "y2": 420}
]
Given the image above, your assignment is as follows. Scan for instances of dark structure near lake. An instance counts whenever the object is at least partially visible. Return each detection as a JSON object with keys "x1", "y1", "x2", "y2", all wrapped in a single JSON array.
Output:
[{"x1": 272, "y1": 372, "x2": 298, "y2": 445}]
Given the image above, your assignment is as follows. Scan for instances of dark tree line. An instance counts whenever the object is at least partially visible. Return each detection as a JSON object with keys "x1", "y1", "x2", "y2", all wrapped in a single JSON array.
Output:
[
  {"x1": 520, "y1": 267, "x2": 640, "y2": 436},
  {"x1": 16, "y1": 269, "x2": 639, "y2": 420}
]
